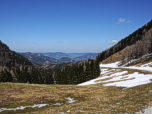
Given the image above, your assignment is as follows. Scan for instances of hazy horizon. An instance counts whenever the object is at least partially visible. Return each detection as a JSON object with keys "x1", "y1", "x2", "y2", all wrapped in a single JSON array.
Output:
[{"x1": 17, "y1": 51, "x2": 100, "y2": 54}]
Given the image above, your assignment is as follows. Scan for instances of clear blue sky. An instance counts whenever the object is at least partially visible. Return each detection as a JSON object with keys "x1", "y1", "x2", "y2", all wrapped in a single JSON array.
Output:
[{"x1": 0, "y1": 0, "x2": 152, "y2": 53}]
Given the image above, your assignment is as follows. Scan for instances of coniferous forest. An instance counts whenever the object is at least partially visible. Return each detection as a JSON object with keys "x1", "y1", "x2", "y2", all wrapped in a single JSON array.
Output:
[
  {"x1": 0, "y1": 57, "x2": 100, "y2": 85},
  {"x1": 55, "y1": 59, "x2": 100, "y2": 85},
  {"x1": 0, "y1": 67, "x2": 55, "y2": 84}
]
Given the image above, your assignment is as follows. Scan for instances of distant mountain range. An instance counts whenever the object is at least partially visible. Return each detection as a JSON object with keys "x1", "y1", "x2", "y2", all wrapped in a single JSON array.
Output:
[
  {"x1": 18, "y1": 52, "x2": 99, "y2": 65},
  {"x1": 18, "y1": 52, "x2": 76, "y2": 65},
  {"x1": 40, "y1": 52, "x2": 98, "y2": 60},
  {"x1": 40, "y1": 52, "x2": 69, "y2": 59}
]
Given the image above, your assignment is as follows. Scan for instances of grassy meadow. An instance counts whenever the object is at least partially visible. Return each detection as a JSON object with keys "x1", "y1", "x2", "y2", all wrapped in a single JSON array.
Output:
[{"x1": 0, "y1": 67, "x2": 152, "y2": 114}]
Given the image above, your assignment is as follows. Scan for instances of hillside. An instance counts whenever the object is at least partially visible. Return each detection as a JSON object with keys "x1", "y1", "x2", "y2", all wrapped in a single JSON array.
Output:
[
  {"x1": 100, "y1": 25, "x2": 152, "y2": 65},
  {"x1": 96, "y1": 19, "x2": 152, "y2": 64},
  {"x1": 19, "y1": 52, "x2": 57, "y2": 65},
  {"x1": 0, "y1": 41, "x2": 41, "y2": 70},
  {"x1": 0, "y1": 41, "x2": 43, "y2": 82}
]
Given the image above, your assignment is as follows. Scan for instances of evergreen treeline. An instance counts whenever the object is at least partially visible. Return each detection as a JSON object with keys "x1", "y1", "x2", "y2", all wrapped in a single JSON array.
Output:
[
  {"x1": 14, "y1": 67, "x2": 54, "y2": 84},
  {"x1": 55, "y1": 59, "x2": 100, "y2": 85},
  {"x1": 0, "y1": 59, "x2": 100, "y2": 85},
  {"x1": 0, "y1": 69, "x2": 13, "y2": 82},
  {"x1": 0, "y1": 67, "x2": 54, "y2": 84}
]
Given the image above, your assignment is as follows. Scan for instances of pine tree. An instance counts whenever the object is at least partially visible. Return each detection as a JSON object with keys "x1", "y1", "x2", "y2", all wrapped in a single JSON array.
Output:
[
  {"x1": 6, "y1": 69, "x2": 13, "y2": 82},
  {"x1": 85, "y1": 62, "x2": 91, "y2": 81},
  {"x1": 72, "y1": 70, "x2": 77, "y2": 84},
  {"x1": 0, "y1": 69, "x2": 13, "y2": 82},
  {"x1": 91, "y1": 61, "x2": 96, "y2": 79},
  {"x1": 49, "y1": 71, "x2": 54, "y2": 84},
  {"x1": 69, "y1": 66, "x2": 73, "y2": 84},
  {"x1": 80, "y1": 70, "x2": 84, "y2": 83},
  {"x1": 0, "y1": 70, "x2": 5, "y2": 82},
  {"x1": 38, "y1": 70, "x2": 43, "y2": 84},
  {"x1": 55, "y1": 70, "x2": 62, "y2": 84},
  {"x1": 0, "y1": 70, "x2": 3, "y2": 82},
  {"x1": 31, "y1": 68, "x2": 39, "y2": 84}
]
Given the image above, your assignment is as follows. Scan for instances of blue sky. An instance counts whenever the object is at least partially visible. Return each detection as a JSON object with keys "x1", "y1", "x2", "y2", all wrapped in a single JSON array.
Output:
[{"x1": 0, "y1": 0, "x2": 152, "y2": 53}]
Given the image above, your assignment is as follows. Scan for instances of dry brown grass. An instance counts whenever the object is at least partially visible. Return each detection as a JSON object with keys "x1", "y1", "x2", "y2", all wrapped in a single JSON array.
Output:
[
  {"x1": 100, "y1": 50, "x2": 124, "y2": 64},
  {"x1": 1, "y1": 68, "x2": 152, "y2": 114}
]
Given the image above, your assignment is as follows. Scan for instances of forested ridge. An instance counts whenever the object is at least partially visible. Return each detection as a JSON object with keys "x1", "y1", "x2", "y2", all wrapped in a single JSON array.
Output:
[
  {"x1": 121, "y1": 27, "x2": 152, "y2": 65},
  {"x1": 0, "y1": 40, "x2": 41, "y2": 70},
  {"x1": 96, "y1": 19, "x2": 152, "y2": 64}
]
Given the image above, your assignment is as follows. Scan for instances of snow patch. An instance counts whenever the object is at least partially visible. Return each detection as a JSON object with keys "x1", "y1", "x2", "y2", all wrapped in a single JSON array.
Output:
[
  {"x1": 0, "y1": 97, "x2": 78, "y2": 112},
  {"x1": 77, "y1": 71, "x2": 128, "y2": 86},
  {"x1": 103, "y1": 72, "x2": 152, "y2": 88},
  {"x1": 0, "y1": 104, "x2": 49, "y2": 112},
  {"x1": 78, "y1": 59, "x2": 152, "y2": 88}
]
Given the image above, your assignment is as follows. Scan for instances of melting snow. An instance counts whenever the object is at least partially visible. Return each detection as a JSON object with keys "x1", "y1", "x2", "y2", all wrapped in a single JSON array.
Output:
[
  {"x1": 77, "y1": 71, "x2": 128, "y2": 86},
  {"x1": 65, "y1": 97, "x2": 78, "y2": 103},
  {"x1": 0, "y1": 97, "x2": 78, "y2": 112},
  {"x1": 0, "y1": 104, "x2": 49, "y2": 112},
  {"x1": 100, "y1": 61, "x2": 120, "y2": 68},
  {"x1": 77, "y1": 61, "x2": 152, "y2": 88},
  {"x1": 103, "y1": 72, "x2": 152, "y2": 88},
  {"x1": 136, "y1": 105, "x2": 152, "y2": 114}
]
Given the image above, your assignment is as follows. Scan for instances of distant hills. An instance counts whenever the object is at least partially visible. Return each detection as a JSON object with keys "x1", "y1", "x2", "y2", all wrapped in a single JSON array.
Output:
[
  {"x1": 18, "y1": 52, "x2": 75, "y2": 65},
  {"x1": 41, "y1": 52, "x2": 69, "y2": 59},
  {"x1": 73, "y1": 53, "x2": 98, "y2": 61},
  {"x1": 41, "y1": 52, "x2": 98, "y2": 60},
  {"x1": 18, "y1": 52, "x2": 98, "y2": 65},
  {"x1": 18, "y1": 52, "x2": 57, "y2": 65}
]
